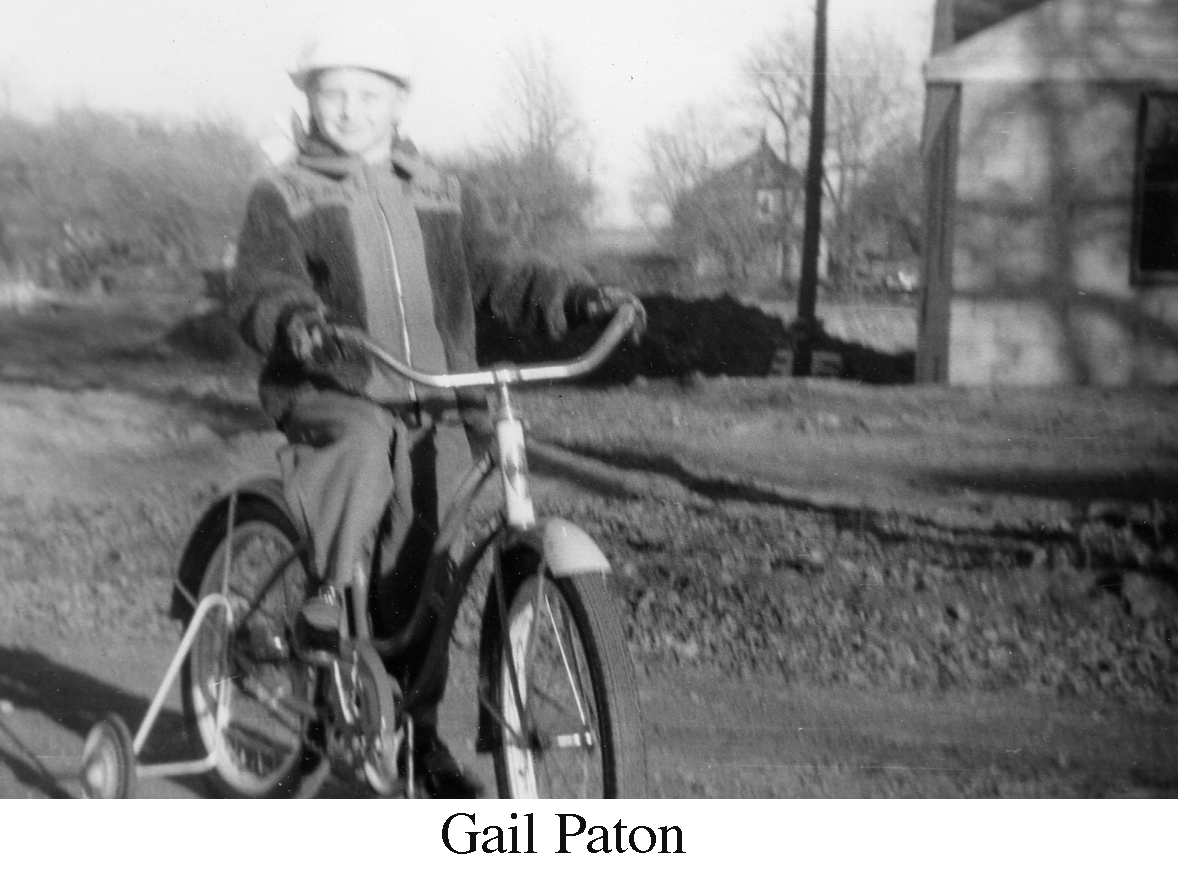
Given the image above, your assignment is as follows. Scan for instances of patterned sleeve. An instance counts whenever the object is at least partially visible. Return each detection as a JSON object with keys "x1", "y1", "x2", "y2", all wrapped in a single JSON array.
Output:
[{"x1": 229, "y1": 179, "x2": 322, "y2": 357}]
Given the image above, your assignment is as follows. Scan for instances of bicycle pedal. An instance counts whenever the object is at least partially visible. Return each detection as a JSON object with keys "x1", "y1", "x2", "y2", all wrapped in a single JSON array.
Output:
[
  {"x1": 292, "y1": 615, "x2": 342, "y2": 662},
  {"x1": 291, "y1": 636, "x2": 340, "y2": 667}
]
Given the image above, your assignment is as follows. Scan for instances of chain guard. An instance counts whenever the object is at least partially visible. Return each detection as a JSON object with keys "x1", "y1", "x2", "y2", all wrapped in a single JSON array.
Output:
[{"x1": 321, "y1": 640, "x2": 404, "y2": 794}]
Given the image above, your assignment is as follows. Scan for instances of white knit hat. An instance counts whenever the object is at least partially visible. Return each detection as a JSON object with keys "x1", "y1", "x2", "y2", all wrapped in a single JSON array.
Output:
[{"x1": 289, "y1": 16, "x2": 414, "y2": 92}]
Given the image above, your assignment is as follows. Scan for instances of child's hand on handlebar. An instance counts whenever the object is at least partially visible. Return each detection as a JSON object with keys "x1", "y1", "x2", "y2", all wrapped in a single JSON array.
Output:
[
  {"x1": 285, "y1": 309, "x2": 345, "y2": 367},
  {"x1": 579, "y1": 287, "x2": 647, "y2": 344}
]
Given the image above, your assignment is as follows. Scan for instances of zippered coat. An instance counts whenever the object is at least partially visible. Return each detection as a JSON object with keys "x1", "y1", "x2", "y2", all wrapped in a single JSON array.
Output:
[{"x1": 230, "y1": 134, "x2": 599, "y2": 427}]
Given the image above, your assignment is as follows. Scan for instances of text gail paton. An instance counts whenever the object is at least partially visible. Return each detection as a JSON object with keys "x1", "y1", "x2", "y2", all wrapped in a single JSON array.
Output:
[{"x1": 441, "y1": 812, "x2": 686, "y2": 855}]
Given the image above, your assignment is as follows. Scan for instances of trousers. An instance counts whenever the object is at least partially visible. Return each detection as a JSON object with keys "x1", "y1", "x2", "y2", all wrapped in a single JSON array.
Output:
[{"x1": 277, "y1": 389, "x2": 473, "y2": 722}]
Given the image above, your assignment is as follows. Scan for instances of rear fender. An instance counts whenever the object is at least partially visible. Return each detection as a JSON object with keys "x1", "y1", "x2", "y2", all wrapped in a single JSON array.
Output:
[{"x1": 171, "y1": 476, "x2": 295, "y2": 624}]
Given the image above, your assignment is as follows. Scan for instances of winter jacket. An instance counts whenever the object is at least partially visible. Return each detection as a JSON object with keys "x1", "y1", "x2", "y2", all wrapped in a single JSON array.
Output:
[{"x1": 230, "y1": 134, "x2": 601, "y2": 426}]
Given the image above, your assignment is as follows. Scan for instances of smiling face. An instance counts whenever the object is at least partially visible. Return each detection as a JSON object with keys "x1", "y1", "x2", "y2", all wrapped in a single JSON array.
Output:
[{"x1": 307, "y1": 67, "x2": 408, "y2": 162}]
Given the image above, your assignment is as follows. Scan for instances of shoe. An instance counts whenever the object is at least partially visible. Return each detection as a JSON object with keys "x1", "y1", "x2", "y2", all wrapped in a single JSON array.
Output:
[
  {"x1": 294, "y1": 587, "x2": 342, "y2": 657},
  {"x1": 405, "y1": 724, "x2": 484, "y2": 799}
]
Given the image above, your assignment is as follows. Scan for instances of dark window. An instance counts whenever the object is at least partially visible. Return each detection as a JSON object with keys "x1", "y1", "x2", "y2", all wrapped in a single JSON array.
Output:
[
  {"x1": 1134, "y1": 93, "x2": 1178, "y2": 283},
  {"x1": 755, "y1": 189, "x2": 781, "y2": 223}
]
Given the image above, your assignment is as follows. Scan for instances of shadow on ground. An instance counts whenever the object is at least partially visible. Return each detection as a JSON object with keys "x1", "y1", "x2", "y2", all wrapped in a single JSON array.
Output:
[
  {"x1": 532, "y1": 438, "x2": 811, "y2": 508},
  {"x1": 921, "y1": 468, "x2": 1178, "y2": 505},
  {"x1": 0, "y1": 645, "x2": 205, "y2": 797}
]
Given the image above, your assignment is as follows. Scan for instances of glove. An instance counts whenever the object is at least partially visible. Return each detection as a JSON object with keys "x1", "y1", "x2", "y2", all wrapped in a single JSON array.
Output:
[
  {"x1": 573, "y1": 286, "x2": 647, "y2": 344},
  {"x1": 284, "y1": 309, "x2": 342, "y2": 367}
]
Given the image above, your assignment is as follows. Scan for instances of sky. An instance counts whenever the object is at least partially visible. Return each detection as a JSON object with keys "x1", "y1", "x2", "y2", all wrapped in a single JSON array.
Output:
[{"x1": 1, "y1": 0, "x2": 935, "y2": 225}]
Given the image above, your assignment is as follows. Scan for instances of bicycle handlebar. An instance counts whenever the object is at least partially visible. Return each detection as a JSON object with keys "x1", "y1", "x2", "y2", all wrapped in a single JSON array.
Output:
[{"x1": 331, "y1": 303, "x2": 639, "y2": 390}]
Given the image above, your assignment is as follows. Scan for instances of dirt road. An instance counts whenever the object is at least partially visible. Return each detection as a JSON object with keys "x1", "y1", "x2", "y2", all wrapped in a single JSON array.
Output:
[
  {"x1": 1, "y1": 295, "x2": 1176, "y2": 797},
  {"x1": 4, "y1": 628, "x2": 1177, "y2": 798},
  {"x1": 4, "y1": 629, "x2": 1177, "y2": 798}
]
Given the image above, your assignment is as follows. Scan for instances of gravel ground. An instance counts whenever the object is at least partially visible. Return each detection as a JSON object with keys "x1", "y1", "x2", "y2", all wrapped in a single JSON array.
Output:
[{"x1": 2, "y1": 468, "x2": 1175, "y2": 710}]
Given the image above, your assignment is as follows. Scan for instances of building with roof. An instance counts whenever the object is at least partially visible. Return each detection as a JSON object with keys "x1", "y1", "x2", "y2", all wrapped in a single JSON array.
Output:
[
  {"x1": 916, "y1": 0, "x2": 1178, "y2": 384},
  {"x1": 676, "y1": 135, "x2": 805, "y2": 292}
]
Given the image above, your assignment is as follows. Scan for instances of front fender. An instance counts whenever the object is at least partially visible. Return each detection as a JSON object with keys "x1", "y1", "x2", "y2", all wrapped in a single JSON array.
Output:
[
  {"x1": 509, "y1": 517, "x2": 611, "y2": 578},
  {"x1": 171, "y1": 476, "x2": 294, "y2": 623}
]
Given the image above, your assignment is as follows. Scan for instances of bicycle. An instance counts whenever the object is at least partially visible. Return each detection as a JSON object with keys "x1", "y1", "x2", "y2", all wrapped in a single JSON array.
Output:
[{"x1": 78, "y1": 304, "x2": 648, "y2": 799}]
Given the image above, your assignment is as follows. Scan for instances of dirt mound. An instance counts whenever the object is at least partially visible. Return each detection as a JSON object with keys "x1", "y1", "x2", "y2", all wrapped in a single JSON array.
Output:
[
  {"x1": 158, "y1": 288, "x2": 913, "y2": 386},
  {"x1": 476, "y1": 294, "x2": 789, "y2": 381},
  {"x1": 782, "y1": 319, "x2": 916, "y2": 384},
  {"x1": 476, "y1": 294, "x2": 914, "y2": 384}
]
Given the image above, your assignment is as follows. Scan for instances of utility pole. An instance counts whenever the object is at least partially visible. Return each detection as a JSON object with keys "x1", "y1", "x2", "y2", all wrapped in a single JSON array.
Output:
[{"x1": 792, "y1": 0, "x2": 828, "y2": 376}]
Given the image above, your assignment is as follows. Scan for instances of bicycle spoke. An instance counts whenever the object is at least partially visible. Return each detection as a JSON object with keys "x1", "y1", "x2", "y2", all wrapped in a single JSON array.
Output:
[
  {"x1": 523, "y1": 571, "x2": 546, "y2": 673},
  {"x1": 235, "y1": 674, "x2": 308, "y2": 735},
  {"x1": 477, "y1": 688, "x2": 527, "y2": 745},
  {"x1": 187, "y1": 514, "x2": 312, "y2": 796},
  {"x1": 496, "y1": 569, "x2": 531, "y2": 733},
  {"x1": 224, "y1": 720, "x2": 298, "y2": 764},
  {"x1": 543, "y1": 592, "x2": 588, "y2": 724},
  {"x1": 522, "y1": 678, "x2": 582, "y2": 720},
  {"x1": 238, "y1": 548, "x2": 303, "y2": 625}
]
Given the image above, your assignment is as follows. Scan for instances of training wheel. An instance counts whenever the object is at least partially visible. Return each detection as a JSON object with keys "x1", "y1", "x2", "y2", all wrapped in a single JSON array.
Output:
[{"x1": 80, "y1": 714, "x2": 136, "y2": 799}]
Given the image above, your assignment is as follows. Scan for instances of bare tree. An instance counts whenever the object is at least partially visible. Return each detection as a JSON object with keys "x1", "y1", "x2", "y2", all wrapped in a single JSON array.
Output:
[
  {"x1": 746, "y1": 25, "x2": 920, "y2": 284},
  {"x1": 464, "y1": 41, "x2": 596, "y2": 252},
  {"x1": 635, "y1": 104, "x2": 786, "y2": 285},
  {"x1": 850, "y1": 126, "x2": 924, "y2": 259},
  {"x1": 632, "y1": 104, "x2": 747, "y2": 227},
  {"x1": 497, "y1": 41, "x2": 585, "y2": 162},
  {"x1": 746, "y1": 30, "x2": 812, "y2": 170}
]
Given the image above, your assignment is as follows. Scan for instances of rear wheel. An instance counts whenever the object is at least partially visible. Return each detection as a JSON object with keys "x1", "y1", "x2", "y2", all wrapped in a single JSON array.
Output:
[
  {"x1": 488, "y1": 571, "x2": 647, "y2": 798},
  {"x1": 180, "y1": 499, "x2": 313, "y2": 798}
]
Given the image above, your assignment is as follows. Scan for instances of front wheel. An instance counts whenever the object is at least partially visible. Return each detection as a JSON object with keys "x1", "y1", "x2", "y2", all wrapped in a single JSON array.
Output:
[{"x1": 487, "y1": 571, "x2": 647, "y2": 798}]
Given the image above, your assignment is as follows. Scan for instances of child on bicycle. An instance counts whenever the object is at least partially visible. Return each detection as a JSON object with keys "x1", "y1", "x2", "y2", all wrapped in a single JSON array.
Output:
[{"x1": 229, "y1": 16, "x2": 643, "y2": 798}]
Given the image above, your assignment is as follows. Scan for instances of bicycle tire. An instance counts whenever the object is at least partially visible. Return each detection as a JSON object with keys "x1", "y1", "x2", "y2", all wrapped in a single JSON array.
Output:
[
  {"x1": 80, "y1": 713, "x2": 136, "y2": 799},
  {"x1": 180, "y1": 498, "x2": 313, "y2": 798},
  {"x1": 487, "y1": 570, "x2": 647, "y2": 798}
]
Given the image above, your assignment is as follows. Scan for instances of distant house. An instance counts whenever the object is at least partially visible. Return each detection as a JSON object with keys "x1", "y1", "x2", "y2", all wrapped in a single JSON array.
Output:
[
  {"x1": 677, "y1": 135, "x2": 805, "y2": 290},
  {"x1": 917, "y1": 0, "x2": 1178, "y2": 385}
]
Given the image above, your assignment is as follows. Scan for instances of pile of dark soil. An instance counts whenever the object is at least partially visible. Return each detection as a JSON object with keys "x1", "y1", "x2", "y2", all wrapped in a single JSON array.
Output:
[
  {"x1": 780, "y1": 318, "x2": 916, "y2": 384},
  {"x1": 476, "y1": 294, "x2": 914, "y2": 384},
  {"x1": 158, "y1": 278, "x2": 913, "y2": 385},
  {"x1": 477, "y1": 294, "x2": 787, "y2": 381}
]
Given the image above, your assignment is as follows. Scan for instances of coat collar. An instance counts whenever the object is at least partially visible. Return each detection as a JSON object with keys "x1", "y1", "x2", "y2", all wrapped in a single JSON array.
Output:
[{"x1": 295, "y1": 128, "x2": 418, "y2": 182}]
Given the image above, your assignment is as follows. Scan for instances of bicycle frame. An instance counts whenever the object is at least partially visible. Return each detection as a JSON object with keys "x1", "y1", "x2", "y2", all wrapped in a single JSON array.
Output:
[
  {"x1": 166, "y1": 305, "x2": 637, "y2": 759},
  {"x1": 337, "y1": 305, "x2": 636, "y2": 716}
]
